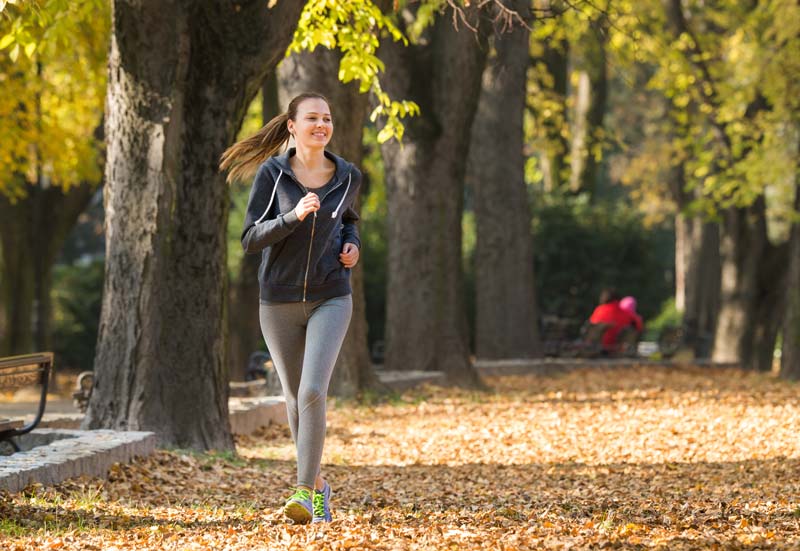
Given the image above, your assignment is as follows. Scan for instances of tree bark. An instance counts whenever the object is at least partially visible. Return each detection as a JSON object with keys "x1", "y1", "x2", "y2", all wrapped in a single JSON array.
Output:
[
  {"x1": 672, "y1": 161, "x2": 720, "y2": 358},
  {"x1": 378, "y1": 5, "x2": 488, "y2": 386},
  {"x1": 676, "y1": 215, "x2": 720, "y2": 357},
  {"x1": 780, "y1": 185, "x2": 800, "y2": 380},
  {"x1": 467, "y1": 1, "x2": 541, "y2": 359},
  {"x1": 84, "y1": 0, "x2": 305, "y2": 450},
  {"x1": 752, "y1": 239, "x2": 788, "y2": 371},
  {"x1": 277, "y1": 47, "x2": 379, "y2": 398},
  {"x1": 0, "y1": 180, "x2": 96, "y2": 356},
  {"x1": 712, "y1": 198, "x2": 787, "y2": 369}
]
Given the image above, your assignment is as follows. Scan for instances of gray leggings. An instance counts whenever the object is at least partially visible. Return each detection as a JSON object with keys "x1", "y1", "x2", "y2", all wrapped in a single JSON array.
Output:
[{"x1": 259, "y1": 294, "x2": 352, "y2": 488}]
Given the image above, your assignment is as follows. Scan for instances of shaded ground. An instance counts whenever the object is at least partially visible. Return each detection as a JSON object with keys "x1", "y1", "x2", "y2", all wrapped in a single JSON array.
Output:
[{"x1": 1, "y1": 365, "x2": 799, "y2": 550}]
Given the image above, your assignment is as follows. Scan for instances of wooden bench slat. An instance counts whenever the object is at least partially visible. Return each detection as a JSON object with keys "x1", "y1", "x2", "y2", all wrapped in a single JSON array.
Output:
[
  {"x1": 0, "y1": 419, "x2": 24, "y2": 431},
  {"x1": 0, "y1": 352, "x2": 54, "y2": 370},
  {"x1": 0, "y1": 366, "x2": 45, "y2": 376},
  {"x1": 0, "y1": 352, "x2": 53, "y2": 448}
]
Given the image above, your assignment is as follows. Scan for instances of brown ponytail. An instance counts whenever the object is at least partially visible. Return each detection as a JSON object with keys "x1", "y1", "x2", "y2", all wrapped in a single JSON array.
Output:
[{"x1": 219, "y1": 92, "x2": 331, "y2": 184}]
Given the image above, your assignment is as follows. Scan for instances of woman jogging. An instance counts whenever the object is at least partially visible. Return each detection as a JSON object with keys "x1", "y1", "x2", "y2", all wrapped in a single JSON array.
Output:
[{"x1": 220, "y1": 92, "x2": 361, "y2": 524}]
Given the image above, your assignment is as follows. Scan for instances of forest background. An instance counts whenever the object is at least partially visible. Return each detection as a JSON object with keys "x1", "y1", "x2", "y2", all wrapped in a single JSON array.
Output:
[{"x1": 0, "y1": 0, "x2": 797, "y2": 450}]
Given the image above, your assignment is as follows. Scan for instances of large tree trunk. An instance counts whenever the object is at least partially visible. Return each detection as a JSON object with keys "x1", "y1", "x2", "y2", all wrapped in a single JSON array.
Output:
[
  {"x1": 712, "y1": 198, "x2": 787, "y2": 369},
  {"x1": 227, "y1": 73, "x2": 280, "y2": 382},
  {"x1": 672, "y1": 161, "x2": 721, "y2": 358},
  {"x1": 378, "y1": 5, "x2": 488, "y2": 386},
  {"x1": 752, "y1": 239, "x2": 788, "y2": 371},
  {"x1": 569, "y1": 20, "x2": 608, "y2": 196},
  {"x1": 84, "y1": 0, "x2": 304, "y2": 450},
  {"x1": 675, "y1": 215, "x2": 720, "y2": 357},
  {"x1": 780, "y1": 185, "x2": 800, "y2": 380},
  {"x1": 0, "y1": 181, "x2": 96, "y2": 356},
  {"x1": 467, "y1": 1, "x2": 541, "y2": 359},
  {"x1": 277, "y1": 47, "x2": 379, "y2": 398}
]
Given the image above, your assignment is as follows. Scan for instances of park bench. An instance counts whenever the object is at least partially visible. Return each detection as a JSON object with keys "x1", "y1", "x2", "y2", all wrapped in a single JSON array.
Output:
[
  {"x1": 541, "y1": 316, "x2": 612, "y2": 358},
  {"x1": 0, "y1": 352, "x2": 53, "y2": 452}
]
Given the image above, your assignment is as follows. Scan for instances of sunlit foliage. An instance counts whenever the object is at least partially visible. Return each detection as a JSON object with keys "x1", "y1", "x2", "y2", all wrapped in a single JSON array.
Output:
[
  {"x1": 0, "y1": 0, "x2": 108, "y2": 199},
  {"x1": 289, "y1": 0, "x2": 421, "y2": 143}
]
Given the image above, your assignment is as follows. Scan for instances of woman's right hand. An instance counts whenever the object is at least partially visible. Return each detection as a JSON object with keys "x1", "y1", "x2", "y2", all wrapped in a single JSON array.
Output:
[{"x1": 294, "y1": 192, "x2": 320, "y2": 221}]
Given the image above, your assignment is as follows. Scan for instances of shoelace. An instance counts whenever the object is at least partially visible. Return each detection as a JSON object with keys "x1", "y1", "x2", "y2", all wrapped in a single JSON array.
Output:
[
  {"x1": 289, "y1": 488, "x2": 311, "y2": 502},
  {"x1": 312, "y1": 491, "x2": 326, "y2": 517}
]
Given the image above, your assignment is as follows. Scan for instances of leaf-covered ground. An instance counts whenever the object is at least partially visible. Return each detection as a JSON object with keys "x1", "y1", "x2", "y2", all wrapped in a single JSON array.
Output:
[{"x1": 2, "y1": 365, "x2": 799, "y2": 550}]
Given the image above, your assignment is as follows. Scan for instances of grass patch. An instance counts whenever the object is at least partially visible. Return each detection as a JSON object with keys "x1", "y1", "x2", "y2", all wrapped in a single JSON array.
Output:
[{"x1": 0, "y1": 518, "x2": 30, "y2": 537}]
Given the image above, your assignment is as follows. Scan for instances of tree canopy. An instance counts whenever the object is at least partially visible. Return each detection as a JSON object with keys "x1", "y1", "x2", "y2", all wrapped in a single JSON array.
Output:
[{"x1": 0, "y1": 0, "x2": 108, "y2": 198}]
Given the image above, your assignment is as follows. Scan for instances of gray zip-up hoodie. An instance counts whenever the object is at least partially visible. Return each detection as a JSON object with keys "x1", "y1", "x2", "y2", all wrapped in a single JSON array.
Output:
[{"x1": 241, "y1": 148, "x2": 361, "y2": 303}]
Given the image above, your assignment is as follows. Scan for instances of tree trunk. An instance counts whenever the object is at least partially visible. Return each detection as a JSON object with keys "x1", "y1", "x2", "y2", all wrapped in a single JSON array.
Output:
[
  {"x1": 712, "y1": 198, "x2": 787, "y2": 368},
  {"x1": 84, "y1": 0, "x2": 304, "y2": 450},
  {"x1": 569, "y1": 21, "x2": 608, "y2": 196},
  {"x1": 277, "y1": 47, "x2": 379, "y2": 398},
  {"x1": 0, "y1": 181, "x2": 96, "y2": 357},
  {"x1": 227, "y1": 73, "x2": 279, "y2": 382},
  {"x1": 752, "y1": 239, "x2": 788, "y2": 371},
  {"x1": 780, "y1": 185, "x2": 800, "y2": 379},
  {"x1": 228, "y1": 247, "x2": 262, "y2": 382},
  {"x1": 467, "y1": 2, "x2": 541, "y2": 359},
  {"x1": 675, "y1": 214, "x2": 720, "y2": 357},
  {"x1": 378, "y1": 5, "x2": 488, "y2": 386}
]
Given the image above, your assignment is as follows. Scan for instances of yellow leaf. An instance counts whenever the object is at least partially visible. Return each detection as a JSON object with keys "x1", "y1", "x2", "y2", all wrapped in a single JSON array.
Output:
[{"x1": 0, "y1": 33, "x2": 14, "y2": 49}]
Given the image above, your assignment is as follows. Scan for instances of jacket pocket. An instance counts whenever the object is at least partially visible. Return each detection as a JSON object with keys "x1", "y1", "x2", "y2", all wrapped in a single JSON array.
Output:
[
  {"x1": 317, "y1": 235, "x2": 343, "y2": 280},
  {"x1": 265, "y1": 240, "x2": 303, "y2": 286}
]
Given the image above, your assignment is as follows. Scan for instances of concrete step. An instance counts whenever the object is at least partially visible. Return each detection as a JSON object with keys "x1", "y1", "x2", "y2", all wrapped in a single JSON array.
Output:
[{"x1": 0, "y1": 429, "x2": 156, "y2": 493}]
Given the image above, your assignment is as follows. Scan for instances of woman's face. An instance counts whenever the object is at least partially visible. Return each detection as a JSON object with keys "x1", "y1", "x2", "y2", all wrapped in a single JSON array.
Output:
[{"x1": 288, "y1": 98, "x2": 333, "y2": 150}]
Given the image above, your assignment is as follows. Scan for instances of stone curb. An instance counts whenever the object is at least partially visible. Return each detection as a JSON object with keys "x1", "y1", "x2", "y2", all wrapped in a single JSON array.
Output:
[
  {"x1": 474, "y1": 358, "x2": 741, "y2": 376},
  {"x1": 229, "y1": 396, "x2": 287, "y2": 435},
  {"x1": 376, "y1": 370, "x2": 446, "y2": 390},
  {"x1": 8, "y1": 397, "x2": 289, "y2": 437},
  {"x1": 0, "y1": 429, "x2": 156, "y2": 493}
]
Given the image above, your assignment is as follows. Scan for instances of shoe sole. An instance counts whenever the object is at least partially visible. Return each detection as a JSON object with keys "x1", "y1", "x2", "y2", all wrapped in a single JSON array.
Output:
[{"x1": 284, "y1": 501, "x2": 312, "y2": 524}]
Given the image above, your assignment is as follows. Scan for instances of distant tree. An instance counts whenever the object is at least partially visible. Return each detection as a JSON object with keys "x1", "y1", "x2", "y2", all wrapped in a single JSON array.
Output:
[
  {"x1": 278, "y1": 47, "x2": 379, "y2": 397},
  {"x1": 377, "y1": 2, "x2": 493, "y2": 386},
  {"x1": 0, "y1": 0, "x2": 107, "y2": 357},
  {"x1": 610, "y1": 0, "x2": 799, "y2": 367},
  {"x1": 467, "y1": 0, "x2": 541, "y2": 359},
  {"x1": 781, "y1": 184, "x2": 800, "y2": 380},
  {"x1": 226, "y1": 75, "x2": 279, "y2": 383}
]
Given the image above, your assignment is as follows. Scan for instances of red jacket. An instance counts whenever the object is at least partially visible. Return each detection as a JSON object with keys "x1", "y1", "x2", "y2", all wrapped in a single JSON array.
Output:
[{"x1": 589, "y1": 301, "x2": 643, "y2": 349}]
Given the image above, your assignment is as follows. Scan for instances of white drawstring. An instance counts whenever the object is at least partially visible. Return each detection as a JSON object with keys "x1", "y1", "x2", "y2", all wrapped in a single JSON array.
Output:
[
  {"x1": 256, "y1": 170, "x2": 282, "y2": 224},
  {"x1": 331, "y1": 172, "x2": 351, "y2": 219}
]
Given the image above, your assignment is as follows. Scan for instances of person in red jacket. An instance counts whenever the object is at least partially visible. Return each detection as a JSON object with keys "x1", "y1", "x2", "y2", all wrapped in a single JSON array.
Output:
[
  {"x1": 589, "y1": 289, "x2": 642, "y2": 353},
  {"x1": 619, "y1": 296, "x2": 644, "y2": 333}
]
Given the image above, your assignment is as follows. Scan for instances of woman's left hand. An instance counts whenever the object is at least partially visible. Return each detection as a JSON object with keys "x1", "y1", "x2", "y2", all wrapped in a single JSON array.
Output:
[{"x1": 339, "y1": 242, "x2": 360, "y2": 269}]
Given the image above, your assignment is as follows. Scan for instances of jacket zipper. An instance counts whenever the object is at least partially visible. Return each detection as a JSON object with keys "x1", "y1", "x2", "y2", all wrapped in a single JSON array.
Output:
[
  {"x1": 303, "y1": 211, "x2": 316, "y2": 302},
  {"x1": 285, "y1": 169, "x2": 351, "y2": 302}
]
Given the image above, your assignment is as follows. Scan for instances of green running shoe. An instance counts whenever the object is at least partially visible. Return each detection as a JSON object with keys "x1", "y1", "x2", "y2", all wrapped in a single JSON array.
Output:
[
  {"x1": 283, "y1": 488, "x2": 313, "y2": 524},
  {"x1": 312, "y1": 481, "x2": 332, "y2": 523}
]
